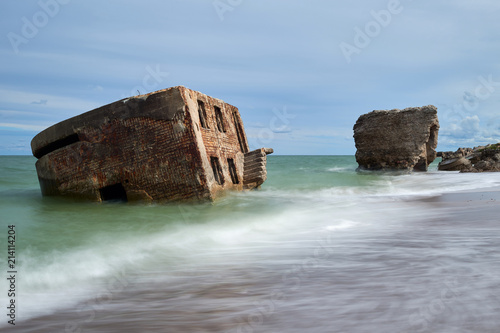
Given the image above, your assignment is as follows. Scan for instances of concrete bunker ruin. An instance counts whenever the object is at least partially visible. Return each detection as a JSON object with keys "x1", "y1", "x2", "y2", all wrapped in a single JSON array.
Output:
[{"x1": 31, "y1": 86, "x2": 273, "y2": 202}]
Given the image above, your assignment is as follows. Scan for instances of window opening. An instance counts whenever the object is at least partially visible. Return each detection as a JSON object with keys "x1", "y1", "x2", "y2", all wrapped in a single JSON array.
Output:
[
  {"x1": 227, "y1": 158, "x2": 239, "y2": 184},
  {"x1": 214, "y1": 106, "x2": 226, "y2": 132},
  {"x1": 34, "y1": 133, "x2": 80, "y2": 158},
  {"x1": 232, "y1": 113, "x2": 247, "y2": 153},
  {"x1": 210, "y1": 157, "x2": 225, "y2": 185},
  {"x1": 198, "y1": 100, "x2": 209, "y2": 129}
]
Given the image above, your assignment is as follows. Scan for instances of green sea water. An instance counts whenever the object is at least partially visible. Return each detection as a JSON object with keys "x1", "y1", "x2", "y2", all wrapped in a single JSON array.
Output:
[
  {"x1": 2, "y1": 155, "x2": 500, "y2": 332},
  {"x1": 0, "y1": 155, "x2": 367, "y2": 260}
]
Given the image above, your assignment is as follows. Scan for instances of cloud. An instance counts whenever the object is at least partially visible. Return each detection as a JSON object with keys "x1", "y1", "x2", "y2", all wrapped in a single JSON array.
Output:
[
  {"x1": 0, "y1": 109, "x2": 50, "y2": 118},
  {"x1": 245, "y1": 126, "x2": 356, "y2": 155},
  {"x1": 442, "y1": 115, "x2": 480, "y2": 139},
  {"x1": 438, "y1": 113, "x2": 500, "y2": 150},
  {"x1": 0, "y1": 88, "x2": 97, "y2": 112},
  {"x1": 272, "y1": 128, "x2": 293, "y2": 134},
  {"x1": 30, "y1": 99, "x2": 48, "y2": 105},
  {"x1": 0, "y1": 123, "x2": 47, "y2": 132}
]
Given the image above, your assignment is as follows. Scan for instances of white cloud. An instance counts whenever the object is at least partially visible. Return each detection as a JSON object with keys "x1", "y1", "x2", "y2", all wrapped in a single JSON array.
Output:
[
  {"x1": 0, "y1": 109, "x2": 51, "y2": 118},
  {"x1": 439, "y1": 114, "x2": 500, "y2": 150},
  {"x1": 443, "y1": 115, "x2": 480, "y2": 139},
  {"x1": 0, "y1": 122, "x2": 47, "y2": 132},
  {"x1": 0, "y1": 88, "x2": 98, "y2": 112}
]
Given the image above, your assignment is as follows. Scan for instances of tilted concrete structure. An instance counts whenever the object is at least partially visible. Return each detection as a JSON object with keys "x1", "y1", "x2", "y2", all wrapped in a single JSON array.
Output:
[{"x1": 31, "y1": 86, "x2": 273, "y2": 202}]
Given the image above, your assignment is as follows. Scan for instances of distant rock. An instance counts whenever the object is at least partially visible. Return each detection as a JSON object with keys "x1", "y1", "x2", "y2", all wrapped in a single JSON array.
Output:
[
  {"x1": 439, "y1": 144, "x2": 500, "y2": 172},
  {"x1": 437, "y1": 148, "x2": 473, "y2": 171},
  {"x1": 353, "y1": 105, "x2": 440, "y2": 171},
  {"x1": 437, "y1": 147, "x2": 473, "y2": 161},
  {"x1": 437, "y1": 156, "x2": 472, "y2": 171}
]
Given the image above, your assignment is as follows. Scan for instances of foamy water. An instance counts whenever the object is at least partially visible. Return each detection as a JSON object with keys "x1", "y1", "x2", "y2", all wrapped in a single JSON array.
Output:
[{"x1": 1, "y1": 156, "x2": 500, "y2": 332}]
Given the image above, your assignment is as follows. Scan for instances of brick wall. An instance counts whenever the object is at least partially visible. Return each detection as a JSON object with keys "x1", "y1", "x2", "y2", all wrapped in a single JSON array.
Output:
[
  {"x1": 37, "y1": 111, "x2": 210, "y2": 201},
  {"x1": 33, "y1": 86, "x2": 264, "y2": 203},
  {"x1": 187, "y1": 89, "x2": 249, "y2": 195}
]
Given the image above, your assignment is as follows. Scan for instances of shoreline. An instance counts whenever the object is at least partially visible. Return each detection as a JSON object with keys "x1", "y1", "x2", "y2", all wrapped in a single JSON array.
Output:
[{"x1": 419, "y1": 185, "x2": 500, "y2": 206}]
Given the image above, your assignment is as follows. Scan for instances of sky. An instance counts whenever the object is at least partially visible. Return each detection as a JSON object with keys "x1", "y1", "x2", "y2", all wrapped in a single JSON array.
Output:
[{"x1": 1, "y1": 0, "x2": 500, "y2": 155}]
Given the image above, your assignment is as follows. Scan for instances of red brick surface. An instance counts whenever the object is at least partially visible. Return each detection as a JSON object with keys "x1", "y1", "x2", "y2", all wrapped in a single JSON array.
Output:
[{"x1": 32, "y1": 86, "x2": 266, "y2": 203}]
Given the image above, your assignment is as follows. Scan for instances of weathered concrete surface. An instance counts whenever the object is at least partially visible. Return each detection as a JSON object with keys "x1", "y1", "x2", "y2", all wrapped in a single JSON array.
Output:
[
  {"x1": 31, "y1": 86, "x2": 273, "y2": 202},
  {"x1": 353, "y1": 105, "x2": 440, "y2": 171},
  {"x1": 438, "y1": 144, "x2": 500, "y2": 172},
  {"x1": 243, "y1": 148, "x2": 274, "y2": 189}
]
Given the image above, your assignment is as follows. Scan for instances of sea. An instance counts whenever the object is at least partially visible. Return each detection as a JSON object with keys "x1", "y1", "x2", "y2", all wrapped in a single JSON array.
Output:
[{"x1": 1, "y1": 155, "x2": 500, "y2": 333}]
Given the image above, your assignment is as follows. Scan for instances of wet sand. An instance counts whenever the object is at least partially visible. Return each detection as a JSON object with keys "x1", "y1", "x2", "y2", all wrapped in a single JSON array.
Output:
[{"x1": 421, "y1": 186, "x2": 500, "y2": 205}]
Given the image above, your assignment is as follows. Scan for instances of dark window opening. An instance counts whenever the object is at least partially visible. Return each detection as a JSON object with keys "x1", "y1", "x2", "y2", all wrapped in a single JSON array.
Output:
[
  {"x1": 34, "y1": 133, "x2": 80, "y2": 159},
  {"x1": 227, "y1": 158, "x2": 239, "y2": 184},
  {"x1": 99, "y1": 183, "x2": 128, "y2": 202},
  {"x1": 232, "y1": 113, "x2": 247, "y2": 153},
  {"x1": 214, "y1": 106, "x2": 226, "y2": 132},
  {"x1": 198, "y1": 100, "x2": 209, "y2": 129},
  {"x1": 210, "y1": 157, "x2": 225, "y2": 185}
]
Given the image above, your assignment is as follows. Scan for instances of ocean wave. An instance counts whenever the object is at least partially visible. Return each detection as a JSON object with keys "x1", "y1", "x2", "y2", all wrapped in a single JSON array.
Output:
[{"x1": 326, "y1": 167, "x2": 355, "y2": 173}]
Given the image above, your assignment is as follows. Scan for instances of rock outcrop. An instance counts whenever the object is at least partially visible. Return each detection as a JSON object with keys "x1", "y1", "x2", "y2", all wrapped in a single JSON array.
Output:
[
  {"x1": 353, "y1": 105, "x2": 440, "y2": 171},
  {"x1": 438, "y1": 144, "x2": 500, "y2": 172},
  {"x1": 437, "y1": 148, "x2": 473, "y2": 171}
]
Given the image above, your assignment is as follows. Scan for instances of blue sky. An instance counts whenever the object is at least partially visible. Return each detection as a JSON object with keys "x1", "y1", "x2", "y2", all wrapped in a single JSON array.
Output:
[{"x1": 1, "y1": 0, "x2": 500, "y2": 155}]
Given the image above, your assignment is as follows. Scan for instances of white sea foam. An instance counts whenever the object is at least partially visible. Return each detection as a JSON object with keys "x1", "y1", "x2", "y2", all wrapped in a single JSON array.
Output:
[
  {"x1": 13, "y1": 203, "x2": 340, "y2": 322},
  {"x1": 325, "y1": 220, "x2": 358, "y2": 231},
  {"x1": 326, "y1": 167, "x2": 354, "y2": 173}
]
